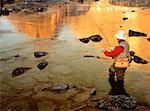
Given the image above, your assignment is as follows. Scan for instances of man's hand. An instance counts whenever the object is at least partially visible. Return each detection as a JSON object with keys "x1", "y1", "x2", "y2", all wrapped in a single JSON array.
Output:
[
  {"x1": 109, "y1": 47, "x2": 114, "y2": 51},
  {"x1": 100, "y1": 48, "x2": 106, "y2": 53}
]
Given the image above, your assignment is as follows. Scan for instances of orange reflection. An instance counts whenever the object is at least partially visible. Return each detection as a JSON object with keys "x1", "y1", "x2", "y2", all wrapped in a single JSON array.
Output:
[
  {"x1": 6, "y1": 7, "x2": 65, "y2": 38},
  {"x1": 67, "y1": 1, "x2": 150, "y2": 58}
]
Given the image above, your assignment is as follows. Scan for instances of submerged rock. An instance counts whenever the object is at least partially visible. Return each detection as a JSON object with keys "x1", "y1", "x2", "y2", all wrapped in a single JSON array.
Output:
[
  {"x1": 129, "y1": 30, "x2": 147, "y2": 37},
  {"x1": 98, "y1": 95, "x2": 138, "y2": 111},
  {"x1": 133, "y1": 56, "x2": 148, "y2": 64},
  {"x1": 79, "y1": 38, "x2": 90, "y2": 43},
  {"x1": 131, "y1": 10, "x2": 135, "y2": 12},
  {"x1": 37, "y1": 60, "x2": 48, "y2": 70},
  {"x1": 14, "y1": 55, "x2": 20, "y2": 58},
  {"x1": 89, "y1": 35, "x2": 103, "y2": 42},
  {"x1": 51, "y1": 83, "x2": 69, "y2": 93},
  {"x1": 84, "y1": 55, "x2": 100, "y2": 59},
  {"x1": 34, "y1": 51, "x2": 48, "y2": 58},
  {"x1": 122, "y1": 17, "x2": 128, "y2": 21},
  {"x1": 147, "y1": 38, "x2": 150, "y2": 42},
  {"x1": 12, "y1": 67, "x2": 31, "y2": 77}
]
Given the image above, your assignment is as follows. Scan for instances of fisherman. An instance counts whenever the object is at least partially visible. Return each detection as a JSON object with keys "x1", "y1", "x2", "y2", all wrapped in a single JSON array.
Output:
[{"x1": 100, "y1": 30, "x2": 131, "y2": 96}]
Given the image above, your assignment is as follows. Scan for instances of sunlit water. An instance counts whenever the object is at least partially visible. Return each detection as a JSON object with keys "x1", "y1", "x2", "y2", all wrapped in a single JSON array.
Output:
[{"x1": 0, "y1": 1, "x2": 150, "y2": 109}]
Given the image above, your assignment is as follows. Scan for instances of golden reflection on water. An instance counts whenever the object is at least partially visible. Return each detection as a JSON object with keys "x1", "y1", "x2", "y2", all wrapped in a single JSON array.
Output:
[
  {"x1": 67, "y1": 2, "x2": 150, "y2": 58},
  {"x1": 6, "y1": 7, "x2": 65, "y2": 38},
  {"x1": 6, "y1": 1, "x2": 150, "y2": 57}
]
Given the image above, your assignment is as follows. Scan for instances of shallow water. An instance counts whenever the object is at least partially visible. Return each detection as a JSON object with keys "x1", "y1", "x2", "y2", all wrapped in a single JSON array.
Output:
[{"x1": 0, "y1": 1, "x2": 150, "y2": 110}]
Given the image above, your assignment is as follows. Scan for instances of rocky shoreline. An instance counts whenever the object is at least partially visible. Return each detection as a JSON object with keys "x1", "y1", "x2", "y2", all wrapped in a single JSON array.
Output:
[{"x1": 0, "y1": 0, "x2": 70, "y2": 15}]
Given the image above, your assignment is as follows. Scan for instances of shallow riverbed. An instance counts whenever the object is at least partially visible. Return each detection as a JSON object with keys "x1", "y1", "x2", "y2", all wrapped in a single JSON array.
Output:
[{"x1": 0, "y1": 1, "x2": 150, "y2": 110}]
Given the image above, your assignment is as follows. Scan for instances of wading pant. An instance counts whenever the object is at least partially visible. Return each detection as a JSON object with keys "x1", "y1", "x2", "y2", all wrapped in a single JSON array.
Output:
[{"x1": 108, "y1": 65, "x2": 128, "y2": 96}]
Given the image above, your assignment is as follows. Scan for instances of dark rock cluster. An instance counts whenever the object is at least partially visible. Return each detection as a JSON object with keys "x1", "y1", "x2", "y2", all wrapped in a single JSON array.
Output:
[
  {"x1": 79, "y1": 34, "x2": 103, "y2": 43},
  {"x1": 98, "y1": 95, "x2": 138, "y2": 111}
]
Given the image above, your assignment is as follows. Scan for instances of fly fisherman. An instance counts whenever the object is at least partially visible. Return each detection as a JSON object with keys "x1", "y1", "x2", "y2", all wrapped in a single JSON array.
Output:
[{"x1": 100, "y1": 30, "x2": 131, "y2": 96}]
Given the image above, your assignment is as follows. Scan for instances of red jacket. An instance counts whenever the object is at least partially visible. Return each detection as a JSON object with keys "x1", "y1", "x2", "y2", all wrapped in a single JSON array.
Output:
[{"x1": 104, "y1": 46, "x2": 124, "y2": 57}]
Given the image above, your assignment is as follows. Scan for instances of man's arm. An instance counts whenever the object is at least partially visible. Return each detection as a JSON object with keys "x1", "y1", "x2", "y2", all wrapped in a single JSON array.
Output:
[{"x1": 104, "y1": 46, "x2": 124, "y2": 57}]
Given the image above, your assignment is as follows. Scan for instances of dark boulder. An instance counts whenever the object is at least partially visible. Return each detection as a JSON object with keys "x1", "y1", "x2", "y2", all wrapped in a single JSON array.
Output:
[
  {"x1": 37, "y1": 60, "x2": 48, "y2": 70},
  {"x1": 98, "y1": 95, "x2": 138, "y2": 111},
  {"x1": 147, "y1": 38, "x2": 150, "y2": 41},
  {"x1": 79, "y1": 38, "x2": 90, "y2": 43},
  {"x1": 89, "y1": 35, "x2": 103, "y2": 42},
  {"x1": 37, "y1": 7, "x2": 46, "y2": 12},
  {"x1": 12, "y1": 67, "x2": 31, "y2": 77},
  {"x1": 1, "y1": 8, "x2": 10, "y2": 16},
  {"x1": 129, "y1": 30, "x2": 147, "y2": 37},
  {"x1": 14, "y1": 55, "x2": 20, "y2": 58},
  {"x1": 34, "y1": 51, "x2": 48, "y2": 58},
  {"x1": 133, "y1": 56, "x2": 148, "y2": 64},
  {"x1": 51, "y1": 83, "x2": 69, "y2": 93},
  {"x1": 122, "y1": 17, "x2": 128, "y2": 21},
  {"x1": 131, "y1": 10, "x2": 135, "y2": 12}
]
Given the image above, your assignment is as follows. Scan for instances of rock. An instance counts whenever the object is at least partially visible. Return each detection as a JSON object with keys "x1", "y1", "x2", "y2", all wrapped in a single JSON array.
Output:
[
  {"x1": 130, "y1": 51, "x2": 135, "y2": 56},
  {"x1": 90, "y1": 87, "x2": 96, "y2": 96},
  {"x1": 51, "y1": 83, "x2": 69, "y2": 93},
  {"x1": 79, "y1": 38, "x2": 90, "y2": 43},
  {"x1": 37, "y1": 61, "x2": 48, "y2": 70},
  {"x1": 123, "y1": 17, "x2": 128, "y2": 21},
  {"x1": 89, "y1": 35, "x2": 103, "y2": 42},
  {"x1": 133, "y1": 56, "x2": 148, "y2": 64},
  {"x1": 1, "y1": 8, "x2": 10, "y2": 16},
  {"x1": 14, "y1": 55, "x2": 20, "y2": 58},
  {"x1": 34, "y1": 51, "x2": 48, "y2": 58},
  {"x1": 131, "y1": 10, "x2": 135, "y2": 12},
  {"x1": 129, "y1": 30, "x2": 147, "y2": 37},
  {"x1": 37, "y1": 7, "x2": 46, "y2": 12},
  {"x1": 98, "y1": 95, "x2": 138, "y2": 111},
  {"x1": 147, "y1": 38, "x2": 150, "y2": 41},
  {"x1": 12, "y1": 67, "x2": 31, "y2": 77},
  {"x1": 84, "y1": 55, "x2": 100, "y2": 59}
]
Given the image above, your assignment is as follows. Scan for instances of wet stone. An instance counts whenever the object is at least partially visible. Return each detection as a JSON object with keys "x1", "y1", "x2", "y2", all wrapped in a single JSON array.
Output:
[
  {"x1": 51, "y1": 83, "x2": 69, "y2": 93},
  {"x1": 147, "y1": 38, "x2": 150, "y2": 42},
  {"x1": 14, "y1": 55, "x2": 20, "y2": 58},
  {"x1": 37, "y1": 60, "x2": 48, "y2": 70},
  {"x1": 34, "y1": 51, "x2": 48, "y2": 58},
  {"x1": 129, "y1": 30, "x2": 147, "y2": 37},
  {"x1": 123, "y1": 17, "x2": 128, "y2": 21},
  {"x1": 79, "y1": 38, "x2": 90, "y2": 43},
  {"x1": 12, "y1": 67, "x2": 31, "y2": 77},
  {"x1": 1, "y1": 8, "x2": 10, "y2": 16},
  {"x1": 98, "y1": 95, "x2": 138, "y2": 111},
  {"x1": 84, "y1": 55, "x2": 100, "y2": 59},
  {"x1": 133, "y1": 56, "x2": 148, "y2": 64},
  {"x1": 90, "y1": 87, "x2": 96, "y2": 96},
  {"x1": 89, "y1": 35, "x2": 103, "y2": 42}
]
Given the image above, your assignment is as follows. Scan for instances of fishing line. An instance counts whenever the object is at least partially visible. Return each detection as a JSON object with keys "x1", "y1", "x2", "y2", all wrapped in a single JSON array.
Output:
[{"x1": 87, "y1": 6, "x2": 112, "y2": 48}]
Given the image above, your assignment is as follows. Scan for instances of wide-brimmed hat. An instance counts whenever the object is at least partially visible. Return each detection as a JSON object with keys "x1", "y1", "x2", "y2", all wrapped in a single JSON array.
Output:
[{"x1": 115, "y1": 30, "x2": 127, "y2": 40}]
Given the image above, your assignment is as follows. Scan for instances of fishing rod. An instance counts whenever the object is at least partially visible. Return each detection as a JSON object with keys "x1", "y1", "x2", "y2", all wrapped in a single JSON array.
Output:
[{"x1": 87, "y1": 5, "x2": 112, "y2": 48}]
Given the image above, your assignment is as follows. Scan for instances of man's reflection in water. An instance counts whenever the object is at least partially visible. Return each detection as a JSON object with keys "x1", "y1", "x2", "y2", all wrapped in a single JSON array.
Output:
[{"x1": 108, "y1": 65, "x2": 129, "y2": 97}]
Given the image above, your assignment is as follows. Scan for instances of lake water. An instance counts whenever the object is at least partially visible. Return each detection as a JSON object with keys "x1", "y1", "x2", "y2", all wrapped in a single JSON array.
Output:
[{"x1": 0, "y1": 1, "x2": 150, "y2": 110}]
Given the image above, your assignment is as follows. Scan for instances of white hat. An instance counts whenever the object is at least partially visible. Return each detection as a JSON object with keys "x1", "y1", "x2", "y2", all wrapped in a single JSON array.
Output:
[{"x1": 115, "y1": 30, "x2": 126, "y2": 40}]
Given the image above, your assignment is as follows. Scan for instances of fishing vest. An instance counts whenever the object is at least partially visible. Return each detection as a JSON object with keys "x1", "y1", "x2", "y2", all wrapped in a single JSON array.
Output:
[{"x1": 114, "y1": 40, "x2": 131, "y2": 68}]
